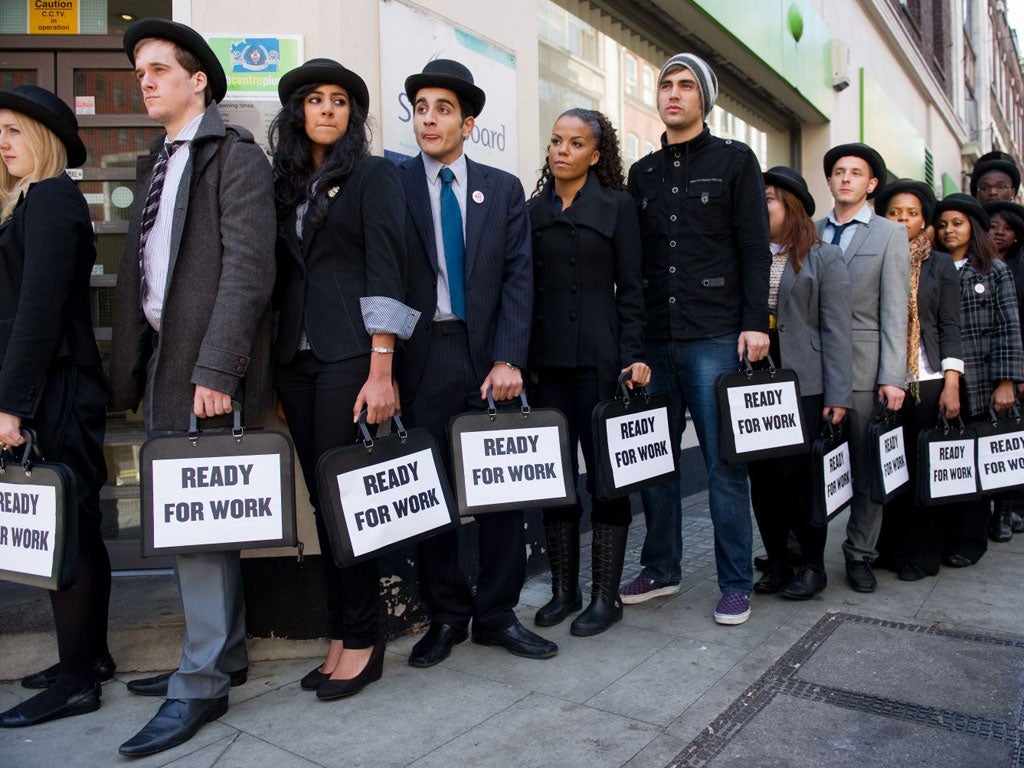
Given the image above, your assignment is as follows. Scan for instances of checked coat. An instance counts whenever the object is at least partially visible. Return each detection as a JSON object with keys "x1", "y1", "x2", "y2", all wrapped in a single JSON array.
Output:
[{"x1": 958, "y1": 257, "x2": 1023, "y2": 416}]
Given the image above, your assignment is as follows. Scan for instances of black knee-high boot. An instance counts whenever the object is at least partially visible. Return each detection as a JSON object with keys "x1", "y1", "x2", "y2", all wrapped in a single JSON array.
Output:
[
  {"x1": 535, "y1": 519, "x2": 581, "y2": 626},
  {"x1": 571, "y1": 523, "x2": 627, "y2": 637}
]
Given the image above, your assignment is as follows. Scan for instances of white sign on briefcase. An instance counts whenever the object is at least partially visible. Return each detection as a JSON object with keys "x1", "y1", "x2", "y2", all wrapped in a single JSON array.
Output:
[
  {"x1": 604, "y1": 408, "x2": 674, "y2": 488},
  {"x1": 459, "y1": 426, "x2": 566, "y2": 508},
  {"x1": 823, "y1": 441, "x2": 853, "y2": 518},
  {"x1": 0, "y1": 482, "x2": 58, "y2": 579},
  {"x1": 927, "y1": 439, "x2": 977, "y2": 500},
  {"x1": 877, "y1": 423, "x2": 909, "y2": 497}
]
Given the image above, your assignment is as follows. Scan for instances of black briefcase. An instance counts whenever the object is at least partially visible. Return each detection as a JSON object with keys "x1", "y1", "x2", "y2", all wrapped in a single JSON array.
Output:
[
  {"x1": 868, "y1": 404, "x2": 910, "y2": 504},
  {"x1": 974, "y1": 406, "x2": 1024, "y2": 493},
  {"x1": 591, "y1": 372, "x2": 675, "y2": 500},
  {"x1": 140, "y1": 404, "x2": 297, "y2": 556},
  {"x1": 448, "y1": 390, "x2": 575, "y2": 516},
  {"x1": 715, "y1": 355, "x2": 809, "y2": 462},
  {"x1": 0, "y1": 429, "x2": 78, "y2": 590},
  {"x1": 916, "y1": 414, "x2": 979, "y2": 506},
  {"x1": 317, "y1": 413, "x2": 458, "y2": 567},
  {"x1": 810, "y1": 419, "x2": 853, "y2": 526}
]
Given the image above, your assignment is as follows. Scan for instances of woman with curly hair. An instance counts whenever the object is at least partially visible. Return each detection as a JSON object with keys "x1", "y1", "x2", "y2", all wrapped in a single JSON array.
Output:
[
  {"x1": 270, "y1": 59, "x2": 418, "y2": 699},
  {"x1": 528, "y1": 108, "x2": 648, "y2": 636}
]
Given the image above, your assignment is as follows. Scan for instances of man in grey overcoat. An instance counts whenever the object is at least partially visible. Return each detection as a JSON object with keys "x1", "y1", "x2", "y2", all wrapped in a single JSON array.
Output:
[
  {"x1": 109, "y1": 19, "x2": 275, "y2": 757},
  {"x1": 817, "y1": 143, "x2": 910, "y2": 594}
]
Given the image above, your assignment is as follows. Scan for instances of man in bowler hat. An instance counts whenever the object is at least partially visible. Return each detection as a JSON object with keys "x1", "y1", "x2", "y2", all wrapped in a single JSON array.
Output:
[
  {"x1": 395, "y1": 59, "x2": 557, "y2": 664},
  {"x1": 817, "y1": 143, "x2": 909, "y2": 593},
  {"x1": 109, "y1": 18, "x2": 275, "y2": 756}
]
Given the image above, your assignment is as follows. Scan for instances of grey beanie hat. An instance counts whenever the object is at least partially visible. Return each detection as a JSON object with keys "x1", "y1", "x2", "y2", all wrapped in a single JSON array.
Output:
[{"x1": 658, "y1": 53, "x2": 718, "y2": 119}]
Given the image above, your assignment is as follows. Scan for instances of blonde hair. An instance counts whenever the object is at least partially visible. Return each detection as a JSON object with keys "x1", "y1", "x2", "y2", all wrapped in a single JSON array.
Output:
[{"x1": 0, "y1": 111, "x2": 68, "y2": 221}]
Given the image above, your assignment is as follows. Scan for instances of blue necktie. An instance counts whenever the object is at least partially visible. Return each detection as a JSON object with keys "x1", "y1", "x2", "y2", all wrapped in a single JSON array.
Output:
[
  {"x1": 439, "y1": 166, "x2": 466, "y2": 320},
  {"x1": 830, "y1": 220, "x2": 854, "y2": 247}
]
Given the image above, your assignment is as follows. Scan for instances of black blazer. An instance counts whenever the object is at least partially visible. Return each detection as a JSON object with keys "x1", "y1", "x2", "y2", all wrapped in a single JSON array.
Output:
[
  {"x1": 275, "y1": 155, "x2": 407, "y2": 364},
  {"x1": 396, "y1": 154, "x2": 532, "y2": 394},
  {"x1": 0, "y1": 174, "x2": 101, "y2": 418},
  {"x1": 916, "y1": 250, "x2": 962, "y2": 373},
  {"x1": 527, "y1": 173, "x2": 645, "y2": 394}
]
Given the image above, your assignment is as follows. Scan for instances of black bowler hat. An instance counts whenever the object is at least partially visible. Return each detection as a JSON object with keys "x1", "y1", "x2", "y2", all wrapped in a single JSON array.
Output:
[
  {"x1": 763, "y1": 166, "x2": 815, "y2": 216},
  {"x1": 405, "y1": 59, "x2": 485, "y2": 118},
  {"x1": 123, "y1": 18, "x2": 227, "y2": 103},
  {"x1": 823, "y1": 142, "x2": 887, "y2": 199},
  {"x1": 0, "y1": 85, "x2": 86, "y2": 168},
  {"x1": 970, "y1": 150, "x2": 1021, "y2": 197},
  {"x1": 278, "y1": 58, "x2": 369, "y2": 112},
  {"x1": 985, "y1": 201, "x2": 1024, "y2": 235},
  {"x1": 934, "y1": 192, "x2": 990, "y2": 230},
  {"x1": 873, "y1": 179, "x2": 936, "y2": 224}
]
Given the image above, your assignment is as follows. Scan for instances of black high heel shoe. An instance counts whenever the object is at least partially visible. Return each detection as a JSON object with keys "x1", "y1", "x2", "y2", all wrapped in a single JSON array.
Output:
[{"x1": 316, "y1": 639, "x2": 385, "y2": 701}]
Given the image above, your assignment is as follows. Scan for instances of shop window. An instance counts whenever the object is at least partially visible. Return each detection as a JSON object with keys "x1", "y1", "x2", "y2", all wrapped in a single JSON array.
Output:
[
  {"x1": 624, "y1": 55, "x2": 638, "y2": 97},
  {"x1": 642, "y1": 67, "x2": 655, "y2": 106}
]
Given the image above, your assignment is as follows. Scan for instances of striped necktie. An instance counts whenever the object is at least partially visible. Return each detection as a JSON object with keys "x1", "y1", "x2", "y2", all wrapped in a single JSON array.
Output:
[{"x1": 138, "y1": 140, "x2": 186, "y2": 299}]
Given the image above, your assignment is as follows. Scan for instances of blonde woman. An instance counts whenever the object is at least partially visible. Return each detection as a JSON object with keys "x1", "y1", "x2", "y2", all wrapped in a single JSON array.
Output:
[{"x1": 0, "y1": 86, "x2": 112, "y2": 727}]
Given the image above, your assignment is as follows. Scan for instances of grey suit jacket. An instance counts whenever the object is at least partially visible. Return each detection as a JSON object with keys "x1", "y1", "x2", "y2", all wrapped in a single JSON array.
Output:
[
  {"x1": 815, "y1": 213, "x2": 909, "y2": 392},
  {"x1": 776, "y1": 242, "x2": 853, "y2": 407}
]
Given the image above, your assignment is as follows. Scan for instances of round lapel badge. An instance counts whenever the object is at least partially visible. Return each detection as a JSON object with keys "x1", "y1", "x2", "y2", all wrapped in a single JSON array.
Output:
[
  {"x1": 472, "y1": 190, "x2": 484, "y2": 204},
  {"x1": 975, "y1": 283, "x2": 985, "y2": 294}
]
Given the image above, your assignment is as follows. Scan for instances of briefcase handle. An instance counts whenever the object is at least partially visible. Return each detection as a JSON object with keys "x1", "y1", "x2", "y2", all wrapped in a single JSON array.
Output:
[
  {"x1": 817, "y1": 418, "x2": 845, "y2": 444},
  {"x1": 187, "y1": 400, "x2": 244, "y2": 445},
  {"x1": 739, "y1": 352, "x2": 778, "y2": 379},
  {"x1": 0, "y1": 427, "x2": 45, "y2": 474},
  {"x1": 356, "y1": 409, "x2": 408, "y2": 452},
  {"x1": 934, "y1": 412, "x2": 968, "y2": 435},
  {"x1": 986, "y1": 402, "x2": 1022, "y2": 425},
  {"x1": 872, "y1": 396, "x2": 900, "y2": 425},
  {"x1": 485, "y1": 387, "x2": 530, "y2": 420},
  {"x1": 615, "y1": 371, "x2": 651, "y2": 408}
]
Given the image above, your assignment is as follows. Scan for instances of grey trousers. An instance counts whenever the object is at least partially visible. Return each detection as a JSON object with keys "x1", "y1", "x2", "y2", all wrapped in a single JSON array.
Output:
[
  {"x1": 145, "y1": 338, "x2": 248, "y2": 700},
  {"x1": 843, "y1": 389, "x2": 883, "y2": 562}
]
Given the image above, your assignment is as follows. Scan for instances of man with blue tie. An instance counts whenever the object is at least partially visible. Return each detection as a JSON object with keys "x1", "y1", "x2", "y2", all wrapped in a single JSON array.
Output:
[
  {"x1": 816, "y1": 143, "x2": 909, "y2": 593},
  {"x1": 396, "y1": 59, "x2": 557, "y2": 665}
]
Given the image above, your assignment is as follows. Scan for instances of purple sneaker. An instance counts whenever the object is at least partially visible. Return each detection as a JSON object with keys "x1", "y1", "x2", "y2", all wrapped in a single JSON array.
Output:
[
  {"x1": 619, "y1": 573, "x2": 681, "y2": 605},
  {"x1": 714, "y1": 592, "x2": 751, "y2": 625}
]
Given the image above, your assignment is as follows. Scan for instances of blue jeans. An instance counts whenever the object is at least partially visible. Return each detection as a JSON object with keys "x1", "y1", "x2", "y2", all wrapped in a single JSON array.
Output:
[{"x1": 639, "y1": 336, "x2": 753, "y2": 594}]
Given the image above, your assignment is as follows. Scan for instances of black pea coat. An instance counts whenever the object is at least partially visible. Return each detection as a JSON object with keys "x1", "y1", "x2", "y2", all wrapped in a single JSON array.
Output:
[
  {"x1": 527, "y1": 173, "x2": 645, "y2": 396},
  {"x1": 0, "y1": 174, "x2": 102, "y2": 419},
  {"x1": 274, "y1": 155, "x2": 407, "y2": 364},
  {"x1": 915, "y1": 250, "x2": 963, "y2": 375}
]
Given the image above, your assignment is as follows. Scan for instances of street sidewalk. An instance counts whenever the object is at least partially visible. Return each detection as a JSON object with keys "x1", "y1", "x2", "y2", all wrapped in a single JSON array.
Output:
[{"x1": 2, "y1": 491, "x2": 1022, "y2": 767}]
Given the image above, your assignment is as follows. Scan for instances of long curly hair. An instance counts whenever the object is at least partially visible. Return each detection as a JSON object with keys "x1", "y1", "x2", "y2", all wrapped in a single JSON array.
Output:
[
  {"x1": 531, "y1": 108, "x2": 625, "y2": 197},
  {"x1": 268, "y1": 82, "x2": 370, "y2": 228}
]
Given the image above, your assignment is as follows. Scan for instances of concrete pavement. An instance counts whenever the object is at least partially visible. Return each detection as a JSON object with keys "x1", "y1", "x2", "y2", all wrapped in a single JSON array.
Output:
[{"x1": 2, "y1": 490, "x2": 1023, "y2": 767}]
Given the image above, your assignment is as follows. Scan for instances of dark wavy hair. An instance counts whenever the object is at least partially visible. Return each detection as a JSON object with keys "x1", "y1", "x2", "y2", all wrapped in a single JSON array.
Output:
[
  {"x1": 268, "y1": 82, "x2": 370, "y2": 228},
  {"x1": 992, "y1": 209, "x2": 1024, "y2": 263},
  {"x1": 531, "y1": 108, "x2": 625, "y2": 197}
]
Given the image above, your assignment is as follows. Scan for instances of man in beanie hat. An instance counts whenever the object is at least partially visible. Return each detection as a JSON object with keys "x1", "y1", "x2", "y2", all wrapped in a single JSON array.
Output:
[
  {"x1": 817, "y1": 143, "x2": 909, "y2": 594},
  {"x1": 971, "y1": 150, "x2": 1021, "y2": 204},
  {"x1": 110, "y1": 19, "x2": 275, "y2": 757},
  {"x1": 396, "y1": 59, "x2": 556, "y2": 665},
  {"x1": 621, "y1": 52, "x2": 771, "y2": 626}
]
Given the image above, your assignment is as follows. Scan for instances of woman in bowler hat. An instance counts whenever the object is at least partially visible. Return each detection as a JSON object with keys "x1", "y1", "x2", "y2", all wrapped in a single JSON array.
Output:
[
  {"x1": 874, "y1": 180, "x2": 963, "y2": 578},
  {"x1": 748, "y1": 167, "x2": 852, "y2": 600},
  {"x1": 269, "y1": 59, "x2": 418, "y2": 700},
  {"x1": 0, "y1": 86, "x2": 112, "y2": 726},
  {"x1": 934, "y1": 193, "x2": 1023, "y2": 567}
]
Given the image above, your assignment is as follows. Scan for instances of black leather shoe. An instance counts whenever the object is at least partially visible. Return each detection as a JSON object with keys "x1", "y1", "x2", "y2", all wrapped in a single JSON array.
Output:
[
  {"x1": 845, "y1": 560, "x2": 876, "y2": 593},
  {"x1": 408, "y1": 623, "x2": 468, "y2": 668},
  {"x1": 317, "y1": 640, "x2": 386, "y2": 700},
  {"x1": 0, "y1": 682, "x2": 101, "y2": 727},
  {"x1": 300, "y1": 665, "x2": 330, "y2": 691},
  {"x1": 782, "y1": 566, "x2": 827, "y2": 599},
  {"x1": 942, "y1": 553, "x2": 974, "y2": 568},
  {"x1": 21, "y1": 654, "x2": 116, "y2": 690},
  {"x1": 754, "y1": 551, "x2": 801, "y2": 573},
  {"x1": 127, "y1": 667, "x2": 248, "y2": 697},
  {"x1": 989, "y1": 510, "x2": 1013, "y2": 542},
  {"x1": 472, "y1": 619, "x2": 557, "y2": 659},
  {"x1": 1011, "y1": 510, "x2": 1024, "y2": 533},
  {"x1": 897, "y1": 563, "x2": 928, "y2": 581},
  {"x1": 753, "y1": 563, "x2": 794, "y2": 595},
  {"x1": 118, "y1": 697, "x2": 228, "y2": 757}
]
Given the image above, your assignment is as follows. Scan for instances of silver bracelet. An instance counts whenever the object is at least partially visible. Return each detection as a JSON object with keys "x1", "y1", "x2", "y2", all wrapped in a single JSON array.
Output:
[{"x1": 371, "y1": 347, "x2": 395, "y2": 354}]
